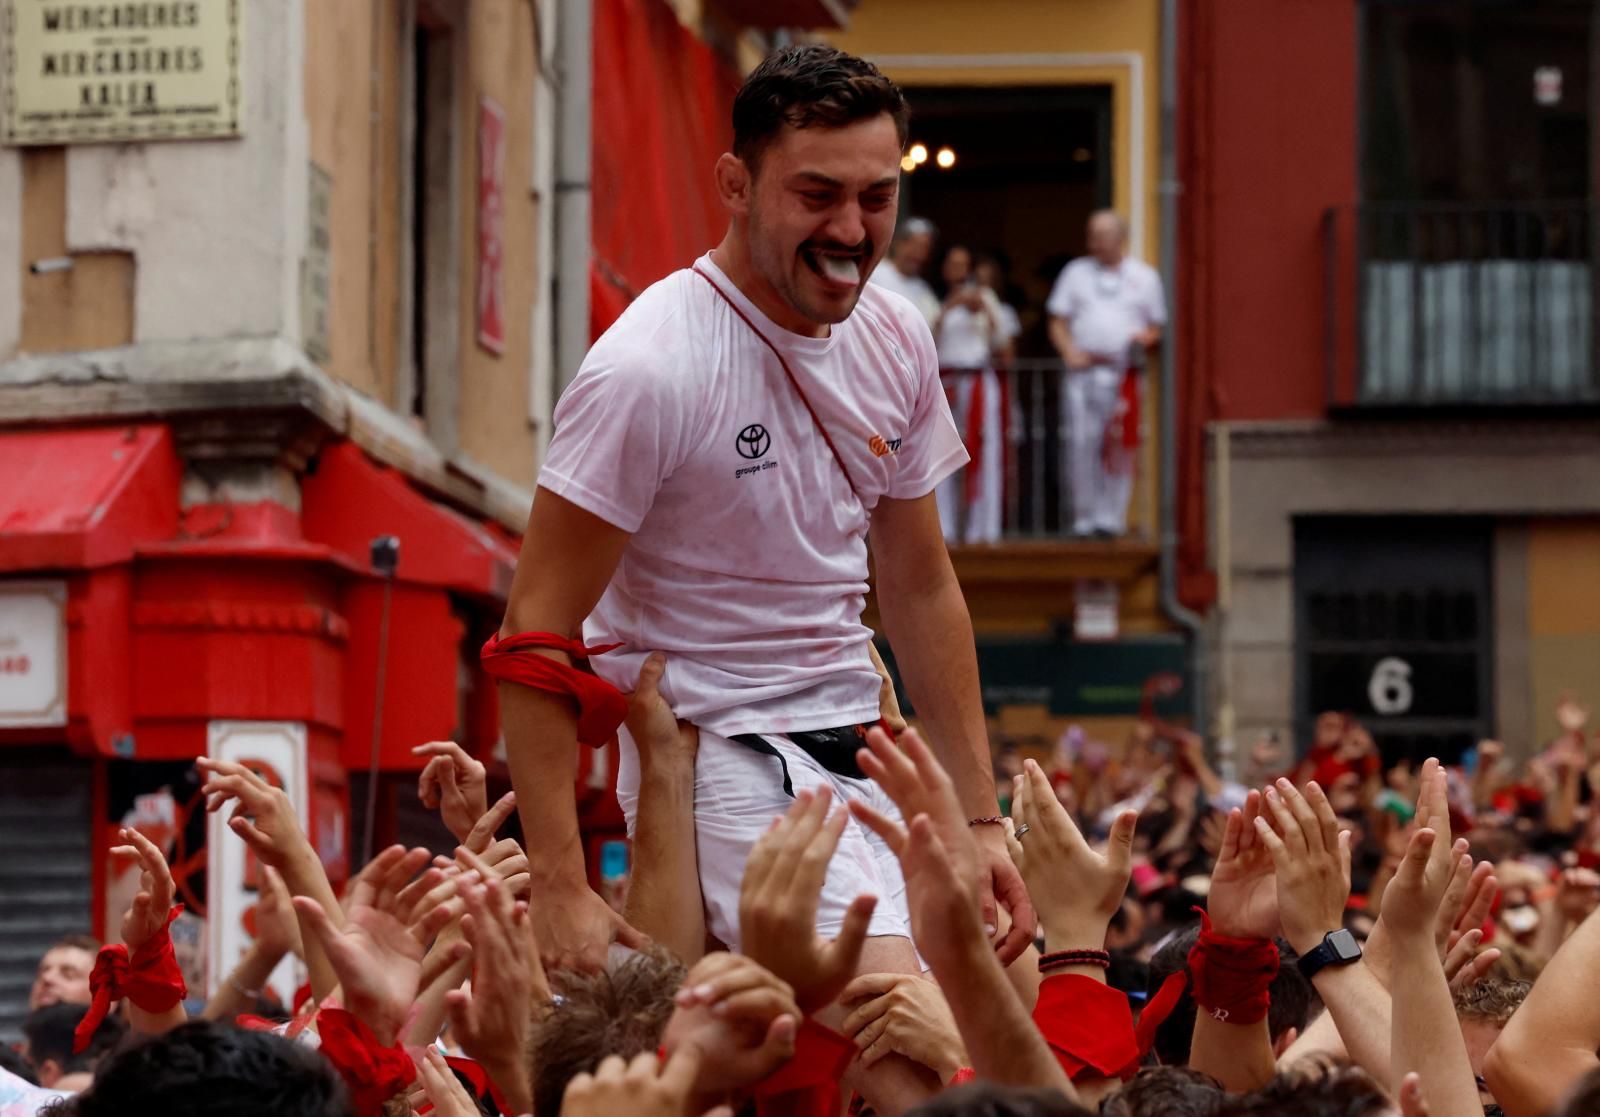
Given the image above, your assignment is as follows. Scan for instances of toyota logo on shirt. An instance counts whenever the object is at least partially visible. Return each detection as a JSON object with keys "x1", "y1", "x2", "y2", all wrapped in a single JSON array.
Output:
[{"x1": 736, "y1": 424, "x2": 771, "y2": 459}]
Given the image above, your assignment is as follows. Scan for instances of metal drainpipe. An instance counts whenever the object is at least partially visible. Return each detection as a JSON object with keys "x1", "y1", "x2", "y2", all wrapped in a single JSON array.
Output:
[
  {"x1": 554, "y1": 0, "x2": 593, "y2": 392},
  {"x1": 1157, "y1": 0, "x2": 1210, "y2": 734}
]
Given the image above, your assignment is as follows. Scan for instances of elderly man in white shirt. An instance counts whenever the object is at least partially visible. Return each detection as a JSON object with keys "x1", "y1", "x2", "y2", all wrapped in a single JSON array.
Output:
[
  {"x1": 1046, "y1": 209, "x2": 1166, "y2": 537},
  {"x1": 868, "y1": 216, "x2": 940, "y2": 327}
]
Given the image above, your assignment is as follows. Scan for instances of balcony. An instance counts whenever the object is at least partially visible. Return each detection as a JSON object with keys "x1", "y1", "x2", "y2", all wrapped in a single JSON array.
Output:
[{"x1": 1324, "y1": 202, "x2": 1600, "y2": 408}]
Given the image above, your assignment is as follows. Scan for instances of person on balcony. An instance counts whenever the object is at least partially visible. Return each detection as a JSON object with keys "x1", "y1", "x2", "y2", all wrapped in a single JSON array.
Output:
[
  {"x1": 1046, "y1": 210, "x2": 1167, "y2": 538},
  {"x1": 869, "y1": 215, "x2": 941, "y2": 328},
  {"x1": 934, "y1": 244, "x2": 1013, "y2": 545}
]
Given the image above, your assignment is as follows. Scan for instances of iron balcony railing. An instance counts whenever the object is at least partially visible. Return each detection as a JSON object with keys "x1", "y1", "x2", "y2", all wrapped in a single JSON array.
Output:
[
  {"x1": 1324, "y1": 202, "x2": 1600, "y2": 407},
  {"x1": 935, "y1": 358, "x2": 1151, "y2": 544}
]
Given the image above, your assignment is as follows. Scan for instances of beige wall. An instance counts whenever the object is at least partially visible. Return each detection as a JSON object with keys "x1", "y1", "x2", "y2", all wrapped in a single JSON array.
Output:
[
  {"x1": 302, "y1": 0, "x2": 542, "y2": 490},
  {"x1": 454, "y1": 0, "x2": 540, "y2": 489},
  {"x1": 1213, "y1": 420, "x2": 1600, "y2": 756}
]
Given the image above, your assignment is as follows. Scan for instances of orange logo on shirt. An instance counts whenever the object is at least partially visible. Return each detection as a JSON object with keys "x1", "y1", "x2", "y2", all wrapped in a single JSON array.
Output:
[{"x1": 869, "y1": 434, "x2": 895, "y2": 458}]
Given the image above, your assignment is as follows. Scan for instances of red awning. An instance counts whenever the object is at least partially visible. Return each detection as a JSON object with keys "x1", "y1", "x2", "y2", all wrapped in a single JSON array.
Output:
[
  {"x1": 301, "y1": 441, "x2": 518, "y2": 601},
  {"x1": 0, "y1": 425, "x2": 180, "y2": 573}
]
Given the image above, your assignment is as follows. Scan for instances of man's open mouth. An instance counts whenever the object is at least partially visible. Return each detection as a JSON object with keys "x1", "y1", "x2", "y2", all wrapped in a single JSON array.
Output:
[{"x1": 801, "y1": 246, "x2": 864, "y2": 288}]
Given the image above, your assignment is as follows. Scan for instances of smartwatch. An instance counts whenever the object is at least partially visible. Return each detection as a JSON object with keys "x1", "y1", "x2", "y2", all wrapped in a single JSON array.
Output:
[{"x1": 1296, "y1": 929, "x2": 1363, "y2": 980}]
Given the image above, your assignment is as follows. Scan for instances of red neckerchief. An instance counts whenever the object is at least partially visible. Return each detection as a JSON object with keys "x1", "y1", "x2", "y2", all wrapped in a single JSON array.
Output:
[
  {"x1": 74, "y1": 905, "x2": 188, "y2": 1053},
  {"x1": 479, "y1": 631, "x2": 626, "y2": 747},
  {"x1": 316, "y1": 1007, "x2": 417, "y2": 1116},
  {"x1": 1033, "y1": 973, "x2": 1140, "y2": 1082},
  {"x1": 1186, "y1": 910, "x2": 1278, "y2": 1027}
]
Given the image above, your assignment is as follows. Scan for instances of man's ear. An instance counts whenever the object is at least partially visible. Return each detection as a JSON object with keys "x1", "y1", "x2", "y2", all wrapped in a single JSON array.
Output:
[
  {"x1": 715, "y1": 152, "x2": 753, "y2": 215},
  {"x1": 36, "y1": 1058, "x2": 62, "y2": 1088},
  {"x1": 1270, "y1": 1026, "x2": 1299, "y2": 1059}
]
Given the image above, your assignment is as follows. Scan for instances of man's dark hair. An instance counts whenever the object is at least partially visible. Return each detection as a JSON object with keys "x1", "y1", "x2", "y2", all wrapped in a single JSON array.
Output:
[
  {"x1": 1146, "y1": 927, "x2": 1318, "y2": 1066},
  {"x1": 44, "y1": 1021, "x2": 351, "y2": 1117},
  {"x1": 24, "y1": 1004, "x2": 124, "y2": 1078},
  {"x1": 0, "y1": 1045, "x2": 37, "y2": 1085},
  {"x1": 732, "y1": 44, "x2": 910, "y2": 172},
  {"x1": 530, "y1": 949, "x2": 686, "y2": 1117},
  {"x1": 1216, "y1": 1061, "x2": 1392, "y2": 1117},
  {"x1": 906, "y1": 1081, "x2": 1095, "y2": 1117},
  {"x1": 1101, "y1": 1067, "x2": 1225, "y2": 1117}
]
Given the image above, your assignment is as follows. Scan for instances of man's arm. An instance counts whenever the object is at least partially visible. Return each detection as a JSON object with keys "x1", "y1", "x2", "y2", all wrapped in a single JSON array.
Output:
[
  {"x1": 871, "y1": 493, "x2": 1036, "y2": 959},
  {"x1": 1048, "y1": 316, "x2": 1091, "y2": 369},
  {"x1": 500, "y1": 487, "x2": 639, "y2": 971},
  {"x1": 869, "y1": 493, "x2": 991, "y2": 819},
  {"x1": 1484, "y1": 905, "x2": 1600, "y2": 1117}
]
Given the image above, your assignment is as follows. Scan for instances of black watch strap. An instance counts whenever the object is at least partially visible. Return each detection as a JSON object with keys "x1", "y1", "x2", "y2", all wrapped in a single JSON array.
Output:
[{"x1": 1296, "y1": 929, "x2": 1362, "y2": 980}]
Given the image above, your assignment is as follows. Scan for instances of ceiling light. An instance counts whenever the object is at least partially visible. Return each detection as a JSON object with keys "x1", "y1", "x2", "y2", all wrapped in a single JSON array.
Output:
[
  {"x1": 935, "y1": 146, "x2": 956, "y2": 169},
  {"x1": 909, "y1": 143, "x2": 928, "y2": 165},
  {"x1": 900, "y1": 154, "x2": 917, "y2": 173}
]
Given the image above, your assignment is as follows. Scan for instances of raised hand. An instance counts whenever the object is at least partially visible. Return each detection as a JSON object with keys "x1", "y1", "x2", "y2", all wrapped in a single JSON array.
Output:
[
  {"x1": 293, "y1": 845, "x2": 454, "y2": 1044},
  {"x1": 661, "y1": 952, "x2": 801, "y2": 1097},
  {"x1": 1557, "y1": 694, "x2": 1591, "y2": 735},
  {"x1": 840, "y1": 973, "x2": 966, "y2": 1082},
  {"x1": 413, "y1": 740, "x2": 490, "y2": 844},
  {"x1": 1443, "y1": 928, "x2": 1500, "y2": 992},
  {"x1": 1208, "y1": 790, "x2": 1280, "y2": 940},
  {"x1": 1383, "y1": 760, "x2": 1459, "y2": 943},
  {"x1": 1254, "y1": 779, "x2": 1351, "y2": 955},
  {"x1": 111, "y1": 827, "x2": 177, "y2": 952},
  {"x1": 414, "y1": 1046, "x2": 482, "y2": 1117},
  {"x1": 1556, "y1": 867, "x2": 1600, "y2": 925},
  {"x1": 1006, "y1": 758, "x2": 1136, "y2": 948},
  {"x1": 443, "y1": 849, "x2": 543, "y2": 1115},
  {"x1": 196, "y1": 757, "x2": 313, "y2": 871},
  {"x1": 624, "y1": 653, "x2": 697, "y2": 765},
  {"x1": 739, "y1": 787, "x2": 876, "y2": 1014},
  {"x1": 562, "y1": 1049, "x2": 732, "y2": 1117},
  {"x1": 856, "y1": 727, "x2": 1038, "y2": 962}
]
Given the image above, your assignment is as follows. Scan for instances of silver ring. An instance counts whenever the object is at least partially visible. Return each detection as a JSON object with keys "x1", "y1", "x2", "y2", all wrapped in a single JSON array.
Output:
[{"x1": 1013, "y1": 823, "x2": 1032, "y2": 841}]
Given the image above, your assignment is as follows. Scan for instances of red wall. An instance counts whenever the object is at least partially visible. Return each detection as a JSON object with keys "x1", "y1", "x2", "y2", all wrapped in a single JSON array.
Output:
[{"x1": 1176, "y1": 0, "x2": 1359, "y2": 603}]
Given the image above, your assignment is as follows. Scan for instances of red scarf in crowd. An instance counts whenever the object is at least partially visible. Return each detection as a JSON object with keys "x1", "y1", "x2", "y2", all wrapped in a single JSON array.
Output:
[
  {"x1": 316, "y1": 1007, "x2": 417, "y2": 1116},
  {"x1": 1033, "y1": 973, "x2": 1141, "y2": 1082},
  {"x1": 73, "y1": 905, "x2": 188, "y2": 1053}
]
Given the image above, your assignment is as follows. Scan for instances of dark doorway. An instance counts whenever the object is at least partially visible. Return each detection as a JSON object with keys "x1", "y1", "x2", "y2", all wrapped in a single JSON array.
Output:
[
  {"x1": 896, "y1": 84, "x2": 1113, "y2": 357},
  {"x1": 1294, "y1": 517, "x2": 1495, "y2": 766}
]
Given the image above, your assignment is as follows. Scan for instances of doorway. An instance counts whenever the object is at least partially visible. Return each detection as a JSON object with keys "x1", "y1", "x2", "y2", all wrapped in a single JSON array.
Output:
[{"x1": 896, "y1": 83, "x2": 1113, "y2": 357}]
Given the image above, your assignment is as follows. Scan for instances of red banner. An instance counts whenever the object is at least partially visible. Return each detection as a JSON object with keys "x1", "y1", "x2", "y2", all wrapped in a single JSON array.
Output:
[{"x1": 477, "y1": 96, "x2": 507, "y2": 355}]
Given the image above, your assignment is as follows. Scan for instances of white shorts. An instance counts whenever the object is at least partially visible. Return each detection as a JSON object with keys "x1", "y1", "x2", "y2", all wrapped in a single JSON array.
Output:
[{"x1": 616, "y1": 727, "x2": 914, "y2": 951}]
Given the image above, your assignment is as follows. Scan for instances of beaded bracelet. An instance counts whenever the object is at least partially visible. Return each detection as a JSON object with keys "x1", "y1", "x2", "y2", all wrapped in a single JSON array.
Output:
[
  {"x1": 968, "y1": 816, "x2": 1005, "y2": 828},
  {"x1": 1038, "y1": 949, "x2": 1111, "y2": 972}
]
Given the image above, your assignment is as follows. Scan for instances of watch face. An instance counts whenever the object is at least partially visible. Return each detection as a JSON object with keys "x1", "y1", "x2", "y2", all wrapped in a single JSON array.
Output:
[{"x1": 1327, "y1": 928, "x2": 1362, "y2": 963}]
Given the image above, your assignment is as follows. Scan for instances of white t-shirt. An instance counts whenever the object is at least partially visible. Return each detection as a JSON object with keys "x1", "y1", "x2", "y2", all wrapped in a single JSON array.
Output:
[
  {"x1": 935, "y1": 286, "x2": 1008, "y2": 368},
  {"x1": 868, "y1": 261, "x2": 941, "y2": 329},
  {"x1": 539, "y1": 254, "x2": 968, "y2": 738},
  {"x1": 1045, "y1": 256, "x2": 1167, "y2": 365}
]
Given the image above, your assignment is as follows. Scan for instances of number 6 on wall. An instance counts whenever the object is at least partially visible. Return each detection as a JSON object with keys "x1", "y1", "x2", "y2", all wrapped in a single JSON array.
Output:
[{"x1": 1368, "y1": 656, "x2": 1414, "y2": 716}]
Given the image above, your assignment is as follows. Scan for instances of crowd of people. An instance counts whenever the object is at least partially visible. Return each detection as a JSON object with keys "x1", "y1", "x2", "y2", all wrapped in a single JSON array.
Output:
[
  {"x1": 8, "y1": 681, "x2": 1600, "y2": 1116},
  {"x1": 8, "y1": 37, "x2": 1599, "y2": 1117}
]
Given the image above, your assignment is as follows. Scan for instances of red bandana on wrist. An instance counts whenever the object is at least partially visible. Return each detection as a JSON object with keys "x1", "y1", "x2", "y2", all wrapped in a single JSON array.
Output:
[
  {"x1": 316, "y1": 1007, "x2": 417, "y2": 1116},
  {"x1": 74, "y1": 905, "x2": 188, "y2": 1053},
  {"x1": 1186, "y1": 911, "x2": 1279, "y2": 1027},
  {"x1": 751, "y1": 1019, "x2": 856, "y2": 1117},
  {"x1": 479, "y1": 631, "x2": 627, "y2": 747},
  {"x1": 1033, "y1": 973, "x2": 1140, "y2": 1082}
]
